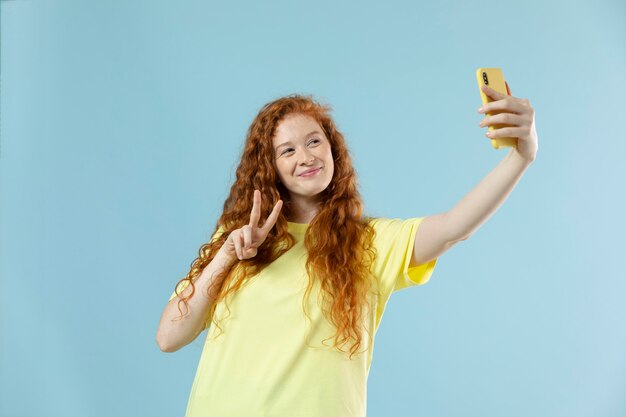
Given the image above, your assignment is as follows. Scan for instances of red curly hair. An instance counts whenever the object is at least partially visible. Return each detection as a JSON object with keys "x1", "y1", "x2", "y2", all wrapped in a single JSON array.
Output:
[{"x1": 172, "y1": 94, "x2": 381, "y2": 359}]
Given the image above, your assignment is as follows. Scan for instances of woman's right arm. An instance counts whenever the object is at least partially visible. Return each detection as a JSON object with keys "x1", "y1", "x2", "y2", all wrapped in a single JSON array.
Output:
[
  {"x1": 157, "y1": 189, "x2": 282, "y2": 352},
  {"x1": 156, "y1": 247, "x2": 236, "y2": 353}
]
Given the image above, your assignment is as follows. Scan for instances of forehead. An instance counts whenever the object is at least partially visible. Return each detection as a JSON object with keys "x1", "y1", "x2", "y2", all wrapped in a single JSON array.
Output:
[{"x1": 272, "y1": 114, "x2": 322, "y2": 143}]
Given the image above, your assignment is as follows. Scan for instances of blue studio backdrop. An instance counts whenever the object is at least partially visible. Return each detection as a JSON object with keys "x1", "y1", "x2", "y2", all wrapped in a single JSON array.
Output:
[{"x1": 1, "y1": 1, "x2": 625, "y2": 416}]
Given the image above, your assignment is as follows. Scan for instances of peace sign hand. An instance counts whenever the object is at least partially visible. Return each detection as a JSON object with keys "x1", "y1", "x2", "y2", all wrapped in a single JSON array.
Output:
[{"x1": 220, "y1": 190, "x2": 283, "y2": 262}]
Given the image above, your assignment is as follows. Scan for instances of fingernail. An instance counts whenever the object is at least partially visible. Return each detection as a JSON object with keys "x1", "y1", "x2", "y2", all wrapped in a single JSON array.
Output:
[{"x1": 477, "y1": 107, "x2": 484, "y2": 113}]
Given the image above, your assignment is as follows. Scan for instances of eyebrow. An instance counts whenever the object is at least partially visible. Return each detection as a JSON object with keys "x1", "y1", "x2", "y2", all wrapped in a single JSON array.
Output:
[{"x1": 274, "y1": 130, "x2": 322, "y2": 151}]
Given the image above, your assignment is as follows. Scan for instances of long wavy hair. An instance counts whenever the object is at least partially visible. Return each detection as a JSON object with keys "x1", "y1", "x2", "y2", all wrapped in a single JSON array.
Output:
[{"x1": 171, "y1": 94, "x2": 380, "y2": 359}]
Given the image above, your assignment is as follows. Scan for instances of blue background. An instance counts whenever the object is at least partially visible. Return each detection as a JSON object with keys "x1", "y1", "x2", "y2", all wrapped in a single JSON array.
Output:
[{"x1": 2, "y1": 1, "x2": 625, "y2": 416}]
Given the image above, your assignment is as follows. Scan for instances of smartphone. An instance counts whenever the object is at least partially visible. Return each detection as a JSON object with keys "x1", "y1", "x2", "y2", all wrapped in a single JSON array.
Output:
[{"x1": 476, "y1": 67, "x2": 518, "y2": 150}]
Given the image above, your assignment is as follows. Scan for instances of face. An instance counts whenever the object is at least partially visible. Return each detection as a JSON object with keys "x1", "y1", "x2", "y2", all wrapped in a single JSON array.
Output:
[{"x1": 272, "y1": 113, "x2": 335, "y2": 203}]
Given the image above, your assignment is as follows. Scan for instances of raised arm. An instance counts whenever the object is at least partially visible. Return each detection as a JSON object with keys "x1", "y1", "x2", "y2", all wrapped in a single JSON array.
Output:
[{"x1": 410, "y1": 83, "x2": 538, "y2": 267}]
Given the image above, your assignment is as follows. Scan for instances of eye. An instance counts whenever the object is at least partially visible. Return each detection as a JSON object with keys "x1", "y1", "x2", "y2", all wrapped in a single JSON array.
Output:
[{"x1": 279, "y1": 138, "x2": 321, "y2": 156}]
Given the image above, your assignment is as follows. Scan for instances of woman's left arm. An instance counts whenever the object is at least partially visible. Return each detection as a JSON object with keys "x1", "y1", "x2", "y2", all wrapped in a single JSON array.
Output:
[
  {"x1": 411, "y1": 83, "x2": 538, "y2": 265},
  {"x1": 445, "y1": 82, "x2": 539, "y2": 242}
]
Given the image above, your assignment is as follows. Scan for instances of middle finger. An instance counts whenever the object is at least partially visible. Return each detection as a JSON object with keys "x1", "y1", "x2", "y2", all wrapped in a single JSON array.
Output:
[
  {"x1": 480, "y1": 113, "x2": 525, "y2": 127},
  {"x1": 234, "y1": 230, "x2": 243, "y2": 259},
  {"x1": 249, "y1": 189, "x2": 261, "y2": 228},
  {"x1": 482, "y1": 98, "x2": 526, "y2": 115},
  {"x1": 242, "y1": 225, "x2": 252, "y2": 250}
]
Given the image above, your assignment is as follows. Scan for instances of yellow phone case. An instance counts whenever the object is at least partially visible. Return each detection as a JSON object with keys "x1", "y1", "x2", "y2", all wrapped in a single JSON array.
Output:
[{"x1": 476, "y1": 67, "x2": 518, "y2": 150}]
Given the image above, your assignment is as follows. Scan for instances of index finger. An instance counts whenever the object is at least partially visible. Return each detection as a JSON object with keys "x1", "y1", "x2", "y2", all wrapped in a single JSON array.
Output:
[
  {"x1": 261, "y1": 199, "x2": 283, "y2": 232},
  {"x1": 481, "y1": 84, "x2": 505, "y2": 100}
]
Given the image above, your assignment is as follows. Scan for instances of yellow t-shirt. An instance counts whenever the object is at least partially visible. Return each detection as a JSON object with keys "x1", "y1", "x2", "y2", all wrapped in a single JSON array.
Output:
[{"x1": 168, "y1": 217, "x2": 438, "y2": 417}]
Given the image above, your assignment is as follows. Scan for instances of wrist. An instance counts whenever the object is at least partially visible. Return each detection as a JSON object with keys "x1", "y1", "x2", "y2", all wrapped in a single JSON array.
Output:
[
  {"x1": 512, "y1": 148, "x2": 536, "y2": 166},
  {"x1": 216, "y1": 246, "x2": 238, "y2": 266}
]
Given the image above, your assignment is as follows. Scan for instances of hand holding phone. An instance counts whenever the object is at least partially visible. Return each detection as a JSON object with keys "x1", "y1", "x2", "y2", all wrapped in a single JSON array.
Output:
[{"x1": 476, "y1": 67, "x2": 518, "y2": 150}]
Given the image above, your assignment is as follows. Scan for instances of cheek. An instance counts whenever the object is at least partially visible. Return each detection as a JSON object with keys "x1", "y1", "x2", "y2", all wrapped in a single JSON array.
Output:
[
  {"x1": 324, "y1": 147, "x2": 334, "y2": 164},
  {"x1": 320, "y1": 144, "x2": 332, "y2": 158},
  {"x1": 276, "y1": 161, "x2": 290, "y2": 177}
]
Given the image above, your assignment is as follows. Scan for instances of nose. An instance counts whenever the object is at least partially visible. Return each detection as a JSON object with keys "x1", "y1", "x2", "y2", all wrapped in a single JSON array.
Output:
[{"x1": 298, "y1": 148, "x2": 315, "y2": 164}]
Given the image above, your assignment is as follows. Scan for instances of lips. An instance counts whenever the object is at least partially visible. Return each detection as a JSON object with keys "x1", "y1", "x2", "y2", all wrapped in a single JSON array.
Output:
[{"x1": 299, "y1": 167, "x2": 322, "y2": 176}]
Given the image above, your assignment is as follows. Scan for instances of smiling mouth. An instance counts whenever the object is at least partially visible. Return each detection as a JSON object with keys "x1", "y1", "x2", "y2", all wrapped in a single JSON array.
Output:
[{"x1": 299, "y1": 168, "x2": 322, "y2": 177}]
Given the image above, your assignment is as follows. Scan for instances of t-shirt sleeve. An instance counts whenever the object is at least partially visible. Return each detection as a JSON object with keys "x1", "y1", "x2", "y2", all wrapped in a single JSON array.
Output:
[
  {"x1": 369, "y1": 217, "x2": 438, "y2": 297},
  {"x1": 168, "y1": 225, "x2": 226, "y2": 302}
]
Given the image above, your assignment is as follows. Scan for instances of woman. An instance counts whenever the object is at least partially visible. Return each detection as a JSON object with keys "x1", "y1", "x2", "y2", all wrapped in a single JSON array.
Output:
[{"x1": 156, "y1": 88, "x2": 537, "y2": 416}]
